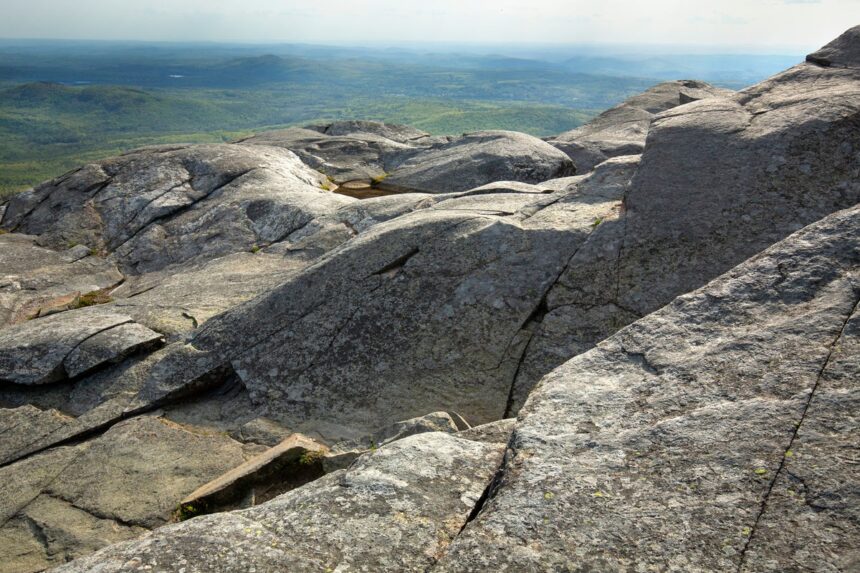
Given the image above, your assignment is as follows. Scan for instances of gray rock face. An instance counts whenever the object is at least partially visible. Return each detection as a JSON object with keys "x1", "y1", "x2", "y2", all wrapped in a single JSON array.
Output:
[
  {"x1": 807, "y1": 24, "x2": 860, "y2": 67},
  {"x1": 382, "y1": 130, "x2": 576, "y2": 193},
  {"x1": 0, "y1": 310, "x2": 162, "y2": 385},
  {"x1": 0, "y1": 120, "x2": 617, "y2": 571},
  {"x1": 364, "y1": 411, "x2": 462, "y2": 448},
  {"x1": 0, "y1": 415, "x2": 248, "y2": 573},
  {"x1": 619, "y1": 61, "x2": 859, "y2": 315},
  {"x1": 0, "y1": 27, "x2": 858, "y2": 573},
  {"x1": 130, "y1": 185, "x2": 618, "y2": 442},
  {"x1": 306, "y1": 120, "x2": 433, "y2": 143},
  {"x1": 512, "y1": 39, "x2": 860, "y2": 406},
  {"x1": 0, "y1": 144, "x2": 350, "y2": 274},
  {"x1": 238, "y1": 122, "x2": 433, "y2": 183},
  {"x1": 178, "y1": 433, "x2": 328, "y2": 516},
  {"x1": 51, "y1": 432, "x2": 506, "y2": 573},
  {"x1": 242, "y1": 126, "x2": 576, "y2": 194},
  {"x1": 547, "y1": 80, "x2": 732, "y2": 172},
  {"x1": 456, "y1": 418, "x2": 516, "y2": 445},
  {"x1": 0, "y1": 233, "x2": 123, "y2": 327},
  {"x1": 434, "y1": 204, "x2": 860, "y2": 572}
]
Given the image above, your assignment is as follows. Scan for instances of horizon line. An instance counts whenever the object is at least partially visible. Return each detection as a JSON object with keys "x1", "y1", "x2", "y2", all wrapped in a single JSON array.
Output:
[{"x1": 0, "y1": 36, "x2": 812, "y2": 56}]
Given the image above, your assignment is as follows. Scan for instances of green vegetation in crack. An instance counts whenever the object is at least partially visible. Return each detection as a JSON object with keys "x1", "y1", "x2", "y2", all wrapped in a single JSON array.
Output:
[
  {"x1": 174, "y1": 501, "x2": 209, "y2": 522},
  {"x1": 75, "y1": 289, "x2": 114, "y2": 308},
  {"x1": 371, "y1": 173, "x2": 389, "y2": 186}
]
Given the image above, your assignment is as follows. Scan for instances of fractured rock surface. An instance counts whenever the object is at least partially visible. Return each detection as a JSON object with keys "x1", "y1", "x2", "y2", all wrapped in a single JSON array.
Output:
[
  {"x1": 0, "y1": 233, "x2": 123, "y2": 327},
  {"x1": 434, "y1": 203, "x2": 860, "y2": 572},
  {"x1": 0, "y1": 415, "x2": 248, "y2": 573},
  {"x1": 547, "y1": 80, "x2": 732, "y2": 172},
  {"x1": 512, "y1": 32, "x2": 860, "y2": 406},
  {"x1": 1, "y1": 144, "x2": 350, "y2": 274},
  {"x1": 0, "y1": 26, "x2": 857, "y2": 573},
  {"x1": 0, "y1": 310, "x2": 162, "y2": 385},
  {"x1": 242, "y1": 125, "x2": 576, "y2": 193},
  {"x1": 52, "y1": 433, "x2": 506, "y2": 573}
]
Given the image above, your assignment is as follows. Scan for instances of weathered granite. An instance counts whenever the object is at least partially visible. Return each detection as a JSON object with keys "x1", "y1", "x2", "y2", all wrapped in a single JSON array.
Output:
[
  {"x1": 434, "y1": 204, "x2": 860, "y2": 572},
  {"x1": 0, "y1": 415, "x2": 248, "y2": 572},
  {"x1": 383, "y1": 130, "x2": 576, "y2": 193},
  {"x1": 52, "y1": 433, "x2": 506, "y2": 573},
  {"x1": 512, "y1": 35, "x2": 860, "y2": 409},
  {"x1": 547, "y1": 80, "x2": 732, "y2": 172}
]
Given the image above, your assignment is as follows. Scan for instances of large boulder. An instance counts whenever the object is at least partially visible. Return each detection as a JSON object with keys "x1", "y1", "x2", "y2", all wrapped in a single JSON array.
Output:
[
  {"x1": 547, "y1": 80, "x2": 732, "y2": 172},
  {"x1": 382, "y1": 130, "x2": 576, "y2": 193}
]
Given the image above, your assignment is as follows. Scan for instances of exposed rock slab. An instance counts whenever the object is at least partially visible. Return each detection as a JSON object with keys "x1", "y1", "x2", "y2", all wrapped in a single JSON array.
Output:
[
  {"x1": 179, "y1": 433, "x2": 328, "y2": 515},
  {"x1": 0, "y1": 28, "x2": 857, "y2": 572},
  {"x1": 513, "y1": 37, "x2": 860, "y2": 408},
  {"x1": 0, "y1": 144, "x2": 352, "y2": 274},
  {"x1": 382, "y1": 130, "x2": 575, "y2": 193},
  {"x1": 53, "y1": 432, "x2": 506, "y2": 573},
  {"x1": 547, "y1": 80, "x2": 732, "y2": 172},
  {"x1": 457, "y1": 418, "x2": 516, "y2": 445},
  {"x1": 62, "y1": 322, "x2": 163, "y2": 379},
  {"x1": 0, "y1": 310, "x2": 161, "y2": 385},
  {"x1": 307, "y1": 120, "x2": 434, "y2": 143},
  {"x1": 238, "y1": 120, "x2": 437, "y2": 182},
  {"x1": 124, "y1": 182, "x2": 621, "y2": 443},
  {"x1": 433, "y1": 204, "x2": 860, "y2": 572},
  {"x1": 0, "y1": 415, "x2": 248, "y2": 572},
  {"x1": 245, "y1": 126, "x2": 576, "y2": 195},
  {"x1": 0, "y1": 406, "x2": 73, "y2": 463},
  {"x1": 0, "y1": 233, "x2": 123, "y2": 327},
  {"x1": 806, "y1": 24, "x2": 860, "y2": 68},
  {"x1": 740, "y1": 296, "x2": 860, "y2": 571}
]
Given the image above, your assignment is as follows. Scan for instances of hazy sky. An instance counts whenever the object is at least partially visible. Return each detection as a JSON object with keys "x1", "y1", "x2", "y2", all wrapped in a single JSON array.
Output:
[{"x1": 1, "y1": 0, "x2": 858, "y2": 51}]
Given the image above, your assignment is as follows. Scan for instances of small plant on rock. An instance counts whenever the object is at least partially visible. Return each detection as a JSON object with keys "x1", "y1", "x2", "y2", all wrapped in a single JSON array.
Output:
[
  {"x1": 75, "y1": 289, "x2": 113, "y2": 308},
  {"x1": 299, "y1": 450, "x2": 324, "y2": 465},
  {"x1": 371, "y1": 173, "x2": 389, "y2": 186},
  {"x1": 175, "y1": 502, "x2": 202, "y2": 522}
]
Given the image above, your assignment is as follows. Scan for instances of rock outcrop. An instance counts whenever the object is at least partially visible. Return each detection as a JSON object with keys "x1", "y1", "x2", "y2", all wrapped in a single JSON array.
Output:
[
  {"x1": 546, "y1": 80, "x2": 733, "y2": 172},
  {"x1": 52, "y1": 432, "x2": 507, "y2": 573},
  {"x1": 510, "y1": 28, "x2": 860, "y2": 408},
  {"x1": 436, "y1": 202, "x2": 860, "y2": 572},
  {"x1": 43, "y1": 201, "x2": 860, "y2": 573},
  {"x1": 0, "y1": 233, "x2": 123, "y2": 327},
  {"x1": 241, "y1": 124, "x2": 575, "y2": 193},
  {"x1": 0, "y1": 144, "x2": 351, "y2": 274},
  {"x1": 0, "y1": 26, "x2": 857, "y2": 573},
  {"x1": 0, "y1": 415, "x2": 250, "y2": 572},
  {"x1": 380, "y1": 130, "x2": 576, "y2": 193},
  {"x1": 237, "y1": 120, "x2": 438, "y2": 183},
  {"x1": 0, "y1": 309, "x2": 162, "y2": 385}
]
